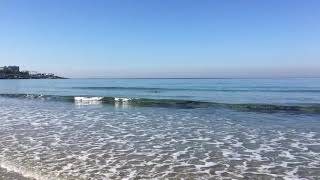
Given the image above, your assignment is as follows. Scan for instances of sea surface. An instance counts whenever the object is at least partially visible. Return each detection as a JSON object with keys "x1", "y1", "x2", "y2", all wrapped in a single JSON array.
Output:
[{"x1": 0, "y1": 78, "x2": 319, "y2": 180}]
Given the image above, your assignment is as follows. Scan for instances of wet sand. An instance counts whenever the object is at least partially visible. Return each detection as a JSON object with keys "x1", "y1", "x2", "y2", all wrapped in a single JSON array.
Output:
[{"x1": 0, "y1": 167, "x2": 34, "y2": 180}]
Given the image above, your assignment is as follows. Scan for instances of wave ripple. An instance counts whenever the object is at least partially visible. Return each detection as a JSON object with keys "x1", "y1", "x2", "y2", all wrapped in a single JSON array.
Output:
[{"x1": 0, "y1": 97, "x2": 319, "y2": 179}]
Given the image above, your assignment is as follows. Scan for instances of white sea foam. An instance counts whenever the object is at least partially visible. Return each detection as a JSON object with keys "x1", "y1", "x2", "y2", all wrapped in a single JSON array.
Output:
[
  {"x1": 74, "y1": 96, "x2": 103, "y2": 101},
  {"x1": 74, "y1": 96, "x2": 103, "y2": 105},
  {"x1": 114, "y1": 97, "x2": 132, "y2": 102}
]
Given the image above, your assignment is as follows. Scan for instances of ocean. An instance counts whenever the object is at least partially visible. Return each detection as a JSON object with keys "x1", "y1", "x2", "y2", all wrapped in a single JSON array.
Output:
[{"x1": 0, "y1": 78, "x2": 319, "y2": 179}]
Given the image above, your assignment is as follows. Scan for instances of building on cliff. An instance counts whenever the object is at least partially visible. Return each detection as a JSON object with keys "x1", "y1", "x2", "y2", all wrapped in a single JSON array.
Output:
[{"x1": 0, "y1": 66, "x2": 64, "y2": 79}]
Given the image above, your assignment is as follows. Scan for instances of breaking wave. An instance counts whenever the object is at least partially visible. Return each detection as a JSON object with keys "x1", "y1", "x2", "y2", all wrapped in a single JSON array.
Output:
[{"x1": 0, "y1": 93, "x2": 320, "y2": 114}]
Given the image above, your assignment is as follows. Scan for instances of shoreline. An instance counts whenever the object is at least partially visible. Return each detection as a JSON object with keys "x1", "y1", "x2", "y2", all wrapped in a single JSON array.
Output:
[{"x1": 0, "y1": 167, "x2": 35, "y2": 180}]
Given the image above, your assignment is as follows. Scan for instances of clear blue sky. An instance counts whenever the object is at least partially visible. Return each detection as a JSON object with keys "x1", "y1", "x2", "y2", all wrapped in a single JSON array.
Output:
[{"x1": 0, "y1": 0, "x2": 319, "y2": 78}]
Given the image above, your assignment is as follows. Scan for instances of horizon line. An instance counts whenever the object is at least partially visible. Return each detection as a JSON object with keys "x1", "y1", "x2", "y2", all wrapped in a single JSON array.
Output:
[{"x1": 67, "y1": 77, "x2": 320, "y2": 79}]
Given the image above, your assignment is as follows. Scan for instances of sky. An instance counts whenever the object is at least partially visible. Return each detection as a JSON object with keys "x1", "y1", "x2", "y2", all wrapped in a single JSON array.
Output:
[{"x1": 0, "y1": 0, "x2": 319, "y2": 78}]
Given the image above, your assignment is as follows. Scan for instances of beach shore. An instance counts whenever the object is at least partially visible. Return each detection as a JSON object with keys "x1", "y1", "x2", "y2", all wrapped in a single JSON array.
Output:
[{"x1": 0, "y1": 167, "x2": 34, "y2": 180}]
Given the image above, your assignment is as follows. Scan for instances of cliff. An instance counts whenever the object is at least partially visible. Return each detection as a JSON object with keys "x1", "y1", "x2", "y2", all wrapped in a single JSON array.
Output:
[{"x1": 0, "y1": 66, "x2": 66, "y2": 79}]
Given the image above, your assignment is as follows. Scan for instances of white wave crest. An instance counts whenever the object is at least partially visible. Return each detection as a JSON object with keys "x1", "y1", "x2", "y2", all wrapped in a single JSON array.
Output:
[
  {"x1": 114, "y1": 97, "x2": 132, "y2": 102},
  {"x1": 74, "y1": 97, "x2": 103, "y2": 105},
  {"x1": 74, "y1": 97, "x2": 103, "y2": 102}
]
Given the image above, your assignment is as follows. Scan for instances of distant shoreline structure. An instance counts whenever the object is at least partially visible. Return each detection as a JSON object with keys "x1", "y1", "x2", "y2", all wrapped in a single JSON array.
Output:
[{"x1": 0, "y1": 66, "x2": 66, "y2": 79}]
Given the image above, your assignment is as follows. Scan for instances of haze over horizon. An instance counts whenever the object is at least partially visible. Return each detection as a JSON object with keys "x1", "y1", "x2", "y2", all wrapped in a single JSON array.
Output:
[{"x1": 0, "y1": 0, "x2": 319, "y2": 78}]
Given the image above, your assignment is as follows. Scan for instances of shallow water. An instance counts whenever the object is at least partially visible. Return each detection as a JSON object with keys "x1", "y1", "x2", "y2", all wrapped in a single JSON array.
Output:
[
  {"x1": 0, "y1": 97, "x2": 319, "y2": 179},
  {"x1": 0, "y1": 78, "x2": 320, "y2": 179}
]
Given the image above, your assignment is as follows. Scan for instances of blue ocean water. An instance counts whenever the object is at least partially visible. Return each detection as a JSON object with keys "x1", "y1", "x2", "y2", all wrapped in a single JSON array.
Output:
[
  {"x1": 0, "y1": 78, "x2": 320, "y2": 104},
  {"x1": 0, "y1": 78, "x2": 319, "y2": 179}
]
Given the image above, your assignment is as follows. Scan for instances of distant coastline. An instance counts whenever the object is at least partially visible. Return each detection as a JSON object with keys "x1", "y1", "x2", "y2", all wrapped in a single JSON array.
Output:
[{"x1": 0, "y1": 66, "x2": 66, "y2": 79}]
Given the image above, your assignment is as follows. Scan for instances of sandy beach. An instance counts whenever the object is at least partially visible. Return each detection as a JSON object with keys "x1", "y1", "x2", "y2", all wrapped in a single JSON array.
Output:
[{"x1": 0, "y1": 167, "x2": 34, "y2": 180}]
